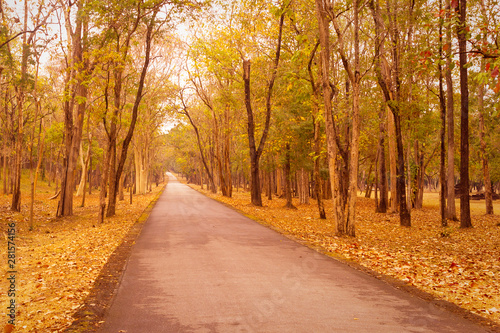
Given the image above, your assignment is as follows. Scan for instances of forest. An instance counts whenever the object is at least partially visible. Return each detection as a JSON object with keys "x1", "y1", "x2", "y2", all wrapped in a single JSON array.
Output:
[
  {"x1": 165, "y1": 0, "x2": 500, "y2": 237},
  {"x1": 0, "y1": 0, "x2": 500, "y2": 330},
  {"x1": 0, "y1": 0, "x2": 498, "y2": 229}
]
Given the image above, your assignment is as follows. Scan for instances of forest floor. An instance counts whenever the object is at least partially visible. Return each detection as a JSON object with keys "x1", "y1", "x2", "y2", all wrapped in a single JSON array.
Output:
[
  {"x1": 185, "y1": 180, "x2": 500, "y2": 329},
  {"x1": 0, "y1": 175, "x2": 165, "y2": 332}
]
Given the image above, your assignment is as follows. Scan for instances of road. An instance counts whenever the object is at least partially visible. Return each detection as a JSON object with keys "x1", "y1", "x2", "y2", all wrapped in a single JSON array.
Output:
[{"x1": 99, "y1": 174, "x2": 490, "y2": 333}]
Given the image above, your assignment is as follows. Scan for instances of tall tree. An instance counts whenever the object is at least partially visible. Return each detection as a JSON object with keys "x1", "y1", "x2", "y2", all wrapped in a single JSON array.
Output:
[
  {"x1": 9, "y1": 0, "x2": 54, "y2": 211},
  {"x1": 100, "y1": 5, "x2": 159, "y2": 222},
  {"x1": 315, "y1": 0, "x2": 357, "y2": 235},
  {"x1": 369, "y1": 0, "x2": 411, "y2": 226},
  {"x1": 329, "y1": 0, "x2": 362, "y2": 236},
  {"x1": 438, "y1": 0, "x2": 447, "y2": 226},
  {"x1": 376, "y1": 107, "x2": 388, "y2": 213},
  {"x1": 445, "y1": 0, "x2": 457, "y2": 220},
  {"x1": 307, "y1": 41, "x2": 327, "y2": 219},
  {"x1": 456, "y1": 0, "x2": 472, "y2": 227},
  {"x1": 103, "y1": 0, "x2": 142, "y2": 217},
  {"x1": 477, "y1": 0, "x2": 494, "y2": 215},
  {"x1": 243, "y1": 3, "x2": 286, "y2": 206},
  {"x1": 57, "y1": 0, "x2": 92, "y2": 217}
]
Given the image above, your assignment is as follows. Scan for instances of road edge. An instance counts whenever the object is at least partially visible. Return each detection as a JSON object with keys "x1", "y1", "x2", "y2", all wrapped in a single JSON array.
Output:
[{"x1": 63, "y1": 183, "x2": 167, "y2": 333}]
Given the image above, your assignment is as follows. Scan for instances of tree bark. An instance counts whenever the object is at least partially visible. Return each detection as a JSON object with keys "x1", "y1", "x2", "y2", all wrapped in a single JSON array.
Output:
[
  {"x1": 478, "y1": 0, "x2": 493, "y2": 215},
  {"x1": 284, "y1": 143, "x2": 296, "y2": 209},
  {"x1": 456, "y1": 0, "x2": 472, "y2": 228},
  {"x1": 11, "y1": 0, "x2": 29, "y2": 212},
  {"x1": 438, "y1": 3, "x2": 448, "y2": 226},
  {"x1": 377, "y1": 107, "x2": 388, "y2": 213},
  {"x1": 76, "y1": 139, "x2": 91, "y2": 196},
  {"x1": 243, "y1": 60, "x2": 262, "y2": 205},
  {"x1": 307, "y1": 41, "x2": 326, "y2": 219},
  {"x1": 98, "y1": 148, "x2": 111, "y2": 224},
  {"x1": 243, "y1": 9, "x2": 285, "y2": 206},
  {"x1": 315, "y1": 0, "x2": 348, "y2": 233},
  {"x1": 108, "y1": 9, "x2": 158, "y2": 216},
  {"x1": 57, "y1": 1, "x2": 89, "y2": 217},
  {"x1": 80, "y1": 147, "x2": 90, "y2": 208},
  {"x1": 370, "y1": 0, "x2": 410, "y2": 226},
  {"x1": 478, "y1": 65, "x2": 493, "y2": 215},
  {"x1": 182, "y1": 102, "x2": 217, "y2": 193},
  {"x1": 445, "y1": 0, "x2": 457, "y2": 220},
  {"x1": 387, "y1": 110, "x2": 398, "y2": 212}
]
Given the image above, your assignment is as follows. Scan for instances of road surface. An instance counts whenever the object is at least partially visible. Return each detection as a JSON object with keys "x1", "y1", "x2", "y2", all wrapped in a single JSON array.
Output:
[{"x1": 99, "y1": 174, "x2": 490, "y2": 333}]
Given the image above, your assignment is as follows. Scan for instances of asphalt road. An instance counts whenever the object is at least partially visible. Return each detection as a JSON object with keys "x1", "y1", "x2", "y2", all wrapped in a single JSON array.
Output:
[{"x1": 98, "y1": 174, "x2": 490, "y2": 333}]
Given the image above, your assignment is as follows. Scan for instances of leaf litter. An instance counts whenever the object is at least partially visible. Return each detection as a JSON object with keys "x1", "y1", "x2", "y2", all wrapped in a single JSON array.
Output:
[{"x1": 0, "y1": 184, "x2": 164, "y2": 332}]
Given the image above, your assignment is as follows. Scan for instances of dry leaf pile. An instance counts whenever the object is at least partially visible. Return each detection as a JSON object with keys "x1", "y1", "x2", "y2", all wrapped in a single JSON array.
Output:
[
  {"x1": 1, "y1": 183, "x2": 164, "y2": 332},
  {"x1": 191, "y1": 184, "x2": 500, "y2": 326}
]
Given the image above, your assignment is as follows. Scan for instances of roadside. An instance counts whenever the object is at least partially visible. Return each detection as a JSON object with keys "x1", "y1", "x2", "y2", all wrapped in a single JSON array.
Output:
[
  {"x1": 0, "y1": 178, "x2": 166, "y2": 332},
  {"x1": 182, "y1": 178, "x2": 500, "y2": 330}
]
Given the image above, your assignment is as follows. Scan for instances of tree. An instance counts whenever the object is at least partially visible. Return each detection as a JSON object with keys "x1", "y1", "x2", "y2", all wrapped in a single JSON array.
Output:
[
  {"x1": 307, "y1": 41, "x2": 327, "y2": 219},
  {"x1": 456, "y1": 0, "x2": 472, "y2": 228},
  {"x1": 99, "y1": 5, "x2": 159, "y2": 223},
  {"x1": 445, "y1": 0, "x2": 457, "y2": 220},
  {"x1": 57, "y1": 0, "x2": 93, "y2": 217},
  {"x1": 477, "y1": 0, "x2": 494, "y2": 215},
  {"x1": 243, "y1": 3, "x2": 286, "y2": 206},
  {"x1": 438, "y1": 0, "x2": 448, "y2": 226},
  {"x1": 369, "y1": 0, "x2": 411, "y2": 227},
  {"x1": 178, "y1": 89, "x2": 218, "y2": 193}
]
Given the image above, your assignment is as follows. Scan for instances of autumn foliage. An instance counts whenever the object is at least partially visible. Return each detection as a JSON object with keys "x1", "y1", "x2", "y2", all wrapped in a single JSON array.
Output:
[{"x1": 0, "y1": 181, "x2": 165, "y2": 332}]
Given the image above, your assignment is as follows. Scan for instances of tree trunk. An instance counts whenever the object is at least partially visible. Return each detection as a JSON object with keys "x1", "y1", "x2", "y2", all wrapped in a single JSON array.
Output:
[
  {"x1": 478, "y1": 66, "x2": 493, "y2": 215},
  {"x1": 108, "y1": 9, "x2": 159, "y2": 215},
  {"x1": 80, "y1": 152, "x2": 90, "y2": 208},
  {"x1": 119, "y1": 172, "x2": 125, "y2": 201},
  {"x1": 365, "y1": 163, "x2": 374, "y2": 198},
  {"x1": 314, "y1": 120, "x2": 326, "y2": 219},
  {"x1": 284, "y1": 143, "x2": 296, "y2": 209},
  {"x1": 457, "y1": 0, "x2": 472, "y2": 228},
  {"x1": 315, "y1": 0, "x2": 346, "y2": 233},
  {"x1": 298, "y1": 169, "x2": 309, "y2": 204},
  {"x1": 243, "y1": 10, "x2": 284, "y2": 206},
  {"x1": 76, "y1": 140, "x2": 91, "y2": 196},
  {"x1": 377, "y1": 107, "x2": 388, "y2": 213},
  {"x1": 223, "y1": 106, "x2": 232, "y2": 197},
  {"x1": 11, "y1": 0, "x2": 29, "y2": 212},
  {"x1": 11, "y1": 89, "x2": 23, "y2": 212},
  {"x1": 243, "y1": 59, "x2": 263, "y2": 206},
  {"x1": 446, "y1": 0, "x2": 457, "y2": 220},
  {"x1": 307, "y1": 42, "x2": 326, "y2": 218},
  {"x1": 267, "y1": 171, "x2": 273, "y2": 200},
  {"x1": 57, "y1": 2, "x2": 89, "y2": 217},
  {"x1": 2, "y1": 138, "x2": 7, "y2": 195},
  {"x1": 438, "y1": 7, "x2": 448, "y2": 225},
  {"x1": 321, "y1": 0, "x2": 361, "y2": 237},
  {"x1": 98, "y1": 148, "x2": 111, "y2": 224},
  {"x1": 387, "y1": 109, "x2": 398, "y2": 212},
  {"x1": 478, "y1": 0, "x2": 493, "y2": 215},
  {"x1": 370, "y1": 0, "x2": 410, "y2": 226}
]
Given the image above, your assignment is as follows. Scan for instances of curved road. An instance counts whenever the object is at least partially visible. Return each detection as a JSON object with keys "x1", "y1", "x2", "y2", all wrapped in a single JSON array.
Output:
[{"x1": 99, "y1": 174, "x2": 490, "y2": 333}]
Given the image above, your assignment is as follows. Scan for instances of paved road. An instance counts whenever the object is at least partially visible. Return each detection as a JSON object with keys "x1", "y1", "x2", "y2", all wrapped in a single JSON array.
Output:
[{"x1": 99, "y1": 174, "x2": 490, "y2": 333}]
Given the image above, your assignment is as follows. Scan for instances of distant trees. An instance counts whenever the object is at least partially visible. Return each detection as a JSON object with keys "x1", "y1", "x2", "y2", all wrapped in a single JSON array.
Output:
[
  {"x1": 168, "y1": 0, "x2": 499, "y2": 237},
  {"x1": 2, "y1": 0, "x2": 498, "y2": 231},
  {"x1": 0, "y1": 0, "x2": 203, "y2": 223}
]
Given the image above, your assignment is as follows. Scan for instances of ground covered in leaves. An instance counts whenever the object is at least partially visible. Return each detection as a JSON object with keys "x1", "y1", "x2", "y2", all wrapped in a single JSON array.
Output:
[
  {"x1": 189, "y1": 182, "x2": 500, "y2": 328},
  {"x1": 1, "y1": 179, "x2": 165, "y2": 332}
]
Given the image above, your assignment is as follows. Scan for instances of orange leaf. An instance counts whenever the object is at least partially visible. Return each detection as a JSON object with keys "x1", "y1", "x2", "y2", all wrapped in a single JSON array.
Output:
[{"x1": 4, "y1": 324, "x2": 14, "y2": 333}]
